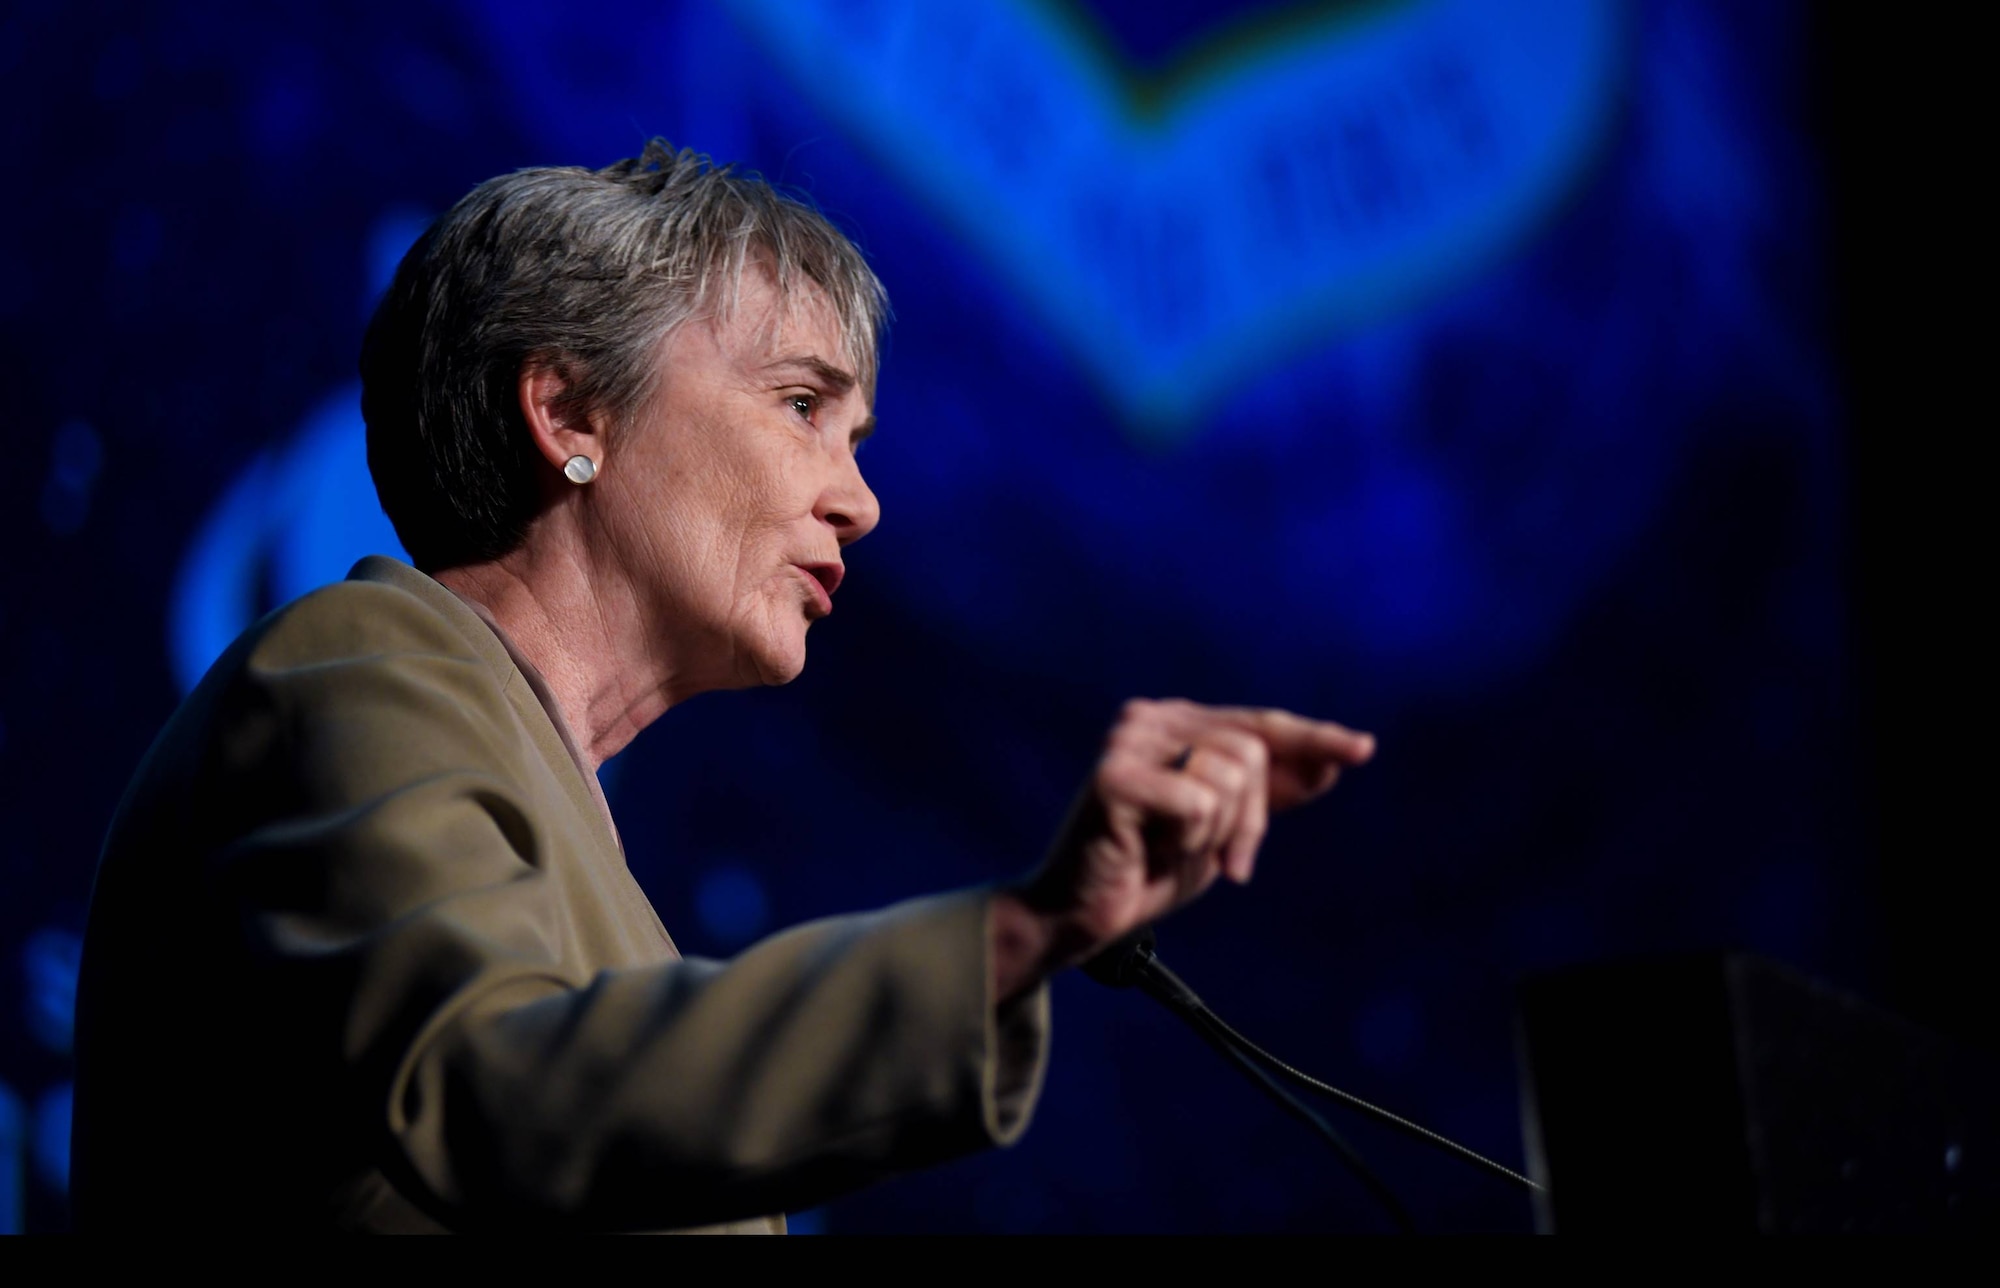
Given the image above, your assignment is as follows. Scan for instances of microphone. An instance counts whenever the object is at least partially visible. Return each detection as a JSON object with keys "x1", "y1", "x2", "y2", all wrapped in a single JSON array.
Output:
[
  {"x1": 1079, "y1": 923, "x2": 1159, "y2": 989},
  {"x1": 1084, "y1": 925, "x2": 1541, "y2": 1230}
]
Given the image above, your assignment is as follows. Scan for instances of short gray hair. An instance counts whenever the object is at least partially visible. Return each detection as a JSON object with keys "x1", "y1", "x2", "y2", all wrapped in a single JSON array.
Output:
[{"x1": 361, "y1": 139, "x2": 889, "y2": 571}]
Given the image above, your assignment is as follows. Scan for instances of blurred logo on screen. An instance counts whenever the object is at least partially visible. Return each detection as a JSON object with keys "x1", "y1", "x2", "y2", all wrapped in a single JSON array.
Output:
[
  {"x1": 725, "y1": 0, "x2": 1623, "y2": 440},
  {"x1": 168, "y1": 0, "x2": 1770, "y2": 700}
]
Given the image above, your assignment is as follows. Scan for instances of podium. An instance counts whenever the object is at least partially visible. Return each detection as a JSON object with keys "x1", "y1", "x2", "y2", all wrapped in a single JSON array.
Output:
[{"x1": 1516, "y1": 953, "x2": 1996, "y2": 1233}]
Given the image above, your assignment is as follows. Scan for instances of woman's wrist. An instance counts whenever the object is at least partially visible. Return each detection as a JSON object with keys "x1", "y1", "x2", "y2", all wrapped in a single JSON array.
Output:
[
  {"x1": 989, "y1": 885, "x2": 1110, "y2": 1003},
  {"x1": 989, "y1": 889, "x2": 1053, "y2": 1003}
]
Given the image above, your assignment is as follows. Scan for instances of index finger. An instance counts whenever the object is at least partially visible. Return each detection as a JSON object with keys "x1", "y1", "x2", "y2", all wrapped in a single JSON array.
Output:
[{"x1": 1204, "y1": 706, "x2": 1376, "y2": 767}]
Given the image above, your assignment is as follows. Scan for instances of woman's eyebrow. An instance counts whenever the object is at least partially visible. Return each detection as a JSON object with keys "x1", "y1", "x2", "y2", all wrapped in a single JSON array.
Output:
[
  {"x1": 763, "y1": 352, "x2": 874, "y2": 445},
  {"x1": 765, "y1": 353, "x2": 857, "y2": 394}
]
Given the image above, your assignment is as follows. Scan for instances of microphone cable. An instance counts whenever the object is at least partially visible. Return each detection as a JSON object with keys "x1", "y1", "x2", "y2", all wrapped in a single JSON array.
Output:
[
  {"x1": 1199, "y1": 1003, "x2": 1540, "y2": 1194},
  {"x1": 1085, "y1": 925, "x2": 1541, "y2": 1232},
  {"x1": 1116, "y1": 936, "x2": 1419, "y2": 1233}
]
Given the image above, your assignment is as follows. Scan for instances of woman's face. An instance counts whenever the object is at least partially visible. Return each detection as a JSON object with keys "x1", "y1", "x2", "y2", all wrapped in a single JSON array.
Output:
[{"x1": 591, "y1": 268, "x2": 879, "y2": 692}]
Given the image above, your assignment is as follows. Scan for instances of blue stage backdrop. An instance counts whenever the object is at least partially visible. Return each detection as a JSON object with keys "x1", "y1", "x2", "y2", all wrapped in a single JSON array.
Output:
[{"x1": 0, "y1": 0, "x2": 1857, "y2": 1233}]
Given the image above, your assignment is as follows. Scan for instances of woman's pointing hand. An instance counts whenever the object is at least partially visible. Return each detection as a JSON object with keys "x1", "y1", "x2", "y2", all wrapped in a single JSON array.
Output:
[{"x1": 991, "y1": 698, "x2": 1375, "y2": 1001}]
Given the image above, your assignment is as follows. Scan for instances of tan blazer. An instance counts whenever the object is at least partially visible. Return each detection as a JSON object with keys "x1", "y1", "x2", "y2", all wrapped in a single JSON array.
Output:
[{"x1": 73, "y1": 556, "x2": 1049, "y2": 1232}]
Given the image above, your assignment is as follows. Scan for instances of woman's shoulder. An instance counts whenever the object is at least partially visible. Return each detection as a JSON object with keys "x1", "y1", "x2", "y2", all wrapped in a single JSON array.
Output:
[
  {"x1": 160, "y1": 556, "x2": 522, "y2": 766},
  {"x1": 137, "y1": 558, "x2": 530, "y2": 824},
  {"x1": 242, "y1": 555, "x2": 508, "y2": 678}
]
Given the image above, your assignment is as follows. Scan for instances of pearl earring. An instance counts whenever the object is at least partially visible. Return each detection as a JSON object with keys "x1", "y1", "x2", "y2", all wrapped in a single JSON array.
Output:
[{"x1": 563, "y1": 455, "x2": 598, "y2": 485}]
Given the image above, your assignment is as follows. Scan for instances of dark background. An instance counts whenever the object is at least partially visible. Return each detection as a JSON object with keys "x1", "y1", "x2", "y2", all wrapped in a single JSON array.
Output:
[{"x1": 0, "y1": 0, "x2": 1982, "y2": 1234}]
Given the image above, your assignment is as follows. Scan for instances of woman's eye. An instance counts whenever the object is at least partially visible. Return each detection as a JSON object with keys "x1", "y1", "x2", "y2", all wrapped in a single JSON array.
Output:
[{"x1": 788, "y1": 394, "x2": 816, "y2": 421}]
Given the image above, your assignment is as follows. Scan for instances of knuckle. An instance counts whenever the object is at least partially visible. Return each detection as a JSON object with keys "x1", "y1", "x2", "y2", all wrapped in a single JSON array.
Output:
[
  {"x1": 1207, "y1": 756, "x2": 1250, "y2": 795},
  {"x1": 1214, "y1": 729, "x2": 1264, "y2": 767},
  {"x1": 1256, "y1": 709, "x2": 1299, "y2": 738}
]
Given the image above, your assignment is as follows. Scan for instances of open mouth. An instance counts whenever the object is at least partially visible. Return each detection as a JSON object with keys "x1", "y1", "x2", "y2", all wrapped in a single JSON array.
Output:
[
  {"x1": 798, "y1": 562, "x2": 844, "y2": 597},
  {"x1": 793, "y1": 563, "x2": 841, "y2": 616}
]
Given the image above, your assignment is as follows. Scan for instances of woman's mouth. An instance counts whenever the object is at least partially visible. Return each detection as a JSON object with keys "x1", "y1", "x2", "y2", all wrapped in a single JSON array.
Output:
[{"x1": 792, "y1": 563, "x2": 836, "y2": 618}]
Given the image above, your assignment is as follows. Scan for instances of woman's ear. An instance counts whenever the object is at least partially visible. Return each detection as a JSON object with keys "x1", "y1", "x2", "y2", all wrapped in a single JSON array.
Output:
[{"x1": 517, "y1": 359, "x2": 601, "y2": 475}]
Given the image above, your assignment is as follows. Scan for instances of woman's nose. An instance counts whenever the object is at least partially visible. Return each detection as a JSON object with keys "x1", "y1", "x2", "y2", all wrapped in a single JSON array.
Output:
[{"x1": 817, "y1": 459, "x2": 881, "y2": 545}]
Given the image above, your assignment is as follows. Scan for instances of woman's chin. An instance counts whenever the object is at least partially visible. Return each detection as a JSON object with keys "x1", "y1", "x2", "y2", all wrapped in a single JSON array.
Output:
[{"x1": 747, "y1": 629, "x2": 809, "y2": 686}]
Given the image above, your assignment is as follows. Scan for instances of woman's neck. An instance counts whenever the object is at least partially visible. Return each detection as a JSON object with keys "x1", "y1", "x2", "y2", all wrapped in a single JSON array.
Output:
[{"x1": 434, "y1": 542, "x2": 672, "y2": 771}]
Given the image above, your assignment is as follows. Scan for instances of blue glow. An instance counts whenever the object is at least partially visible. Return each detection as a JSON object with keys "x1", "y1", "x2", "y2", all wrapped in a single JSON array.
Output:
[
  {"x1": 49, "y1": 421, "x2": 103, "y2": 491},
  {"x1": 22, "y1": 928, "x2": 81, "y2": 1056},
  {"x1": 363, "y1": 207, "x2": 434, "y2": 312},
  {"x1": 724, "y1": 0, "x2": 1623, "y2": 439},
  {"x1": 168, "y1": 208, "x2": 424, "y2": 693},
  {"x1": 32, "y1": 1083, "x2": 71, "y2": 1195},
  {"x1": 168, "y1": 447, "x2": 279, "y2": 693},
  {"x1": 694, "y1": 865, "x2": 771, "y2": 949},
  {"x1": 39, "y1": 479, "x2": 89, "y2": 537},
  {"x1": 169, "y1": 384, "x2": 412, "y2": 692},
  {"x1": 0, "y1": 1080, "x2": 22, "y2": 1235}
]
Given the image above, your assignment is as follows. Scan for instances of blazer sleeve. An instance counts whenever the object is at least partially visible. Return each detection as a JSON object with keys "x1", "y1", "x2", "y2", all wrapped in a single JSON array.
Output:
[{"x1": 204, "y1": 581, "x2": 1050, "y2": 1230}]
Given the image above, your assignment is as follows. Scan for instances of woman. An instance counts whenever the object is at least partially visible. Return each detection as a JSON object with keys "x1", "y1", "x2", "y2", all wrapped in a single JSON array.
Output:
[{"x1": 72, "y1": 142, "x2": 1375, "y2": 1232}]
